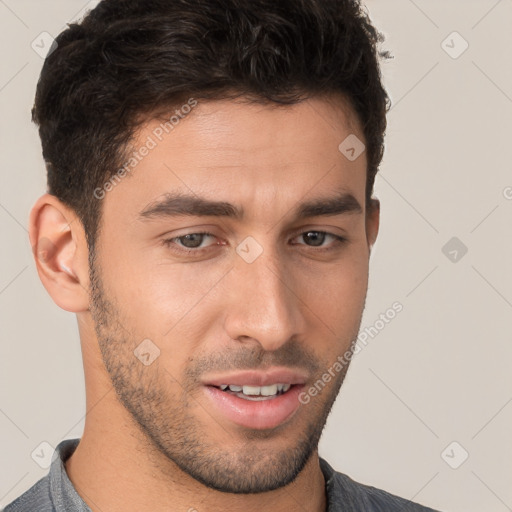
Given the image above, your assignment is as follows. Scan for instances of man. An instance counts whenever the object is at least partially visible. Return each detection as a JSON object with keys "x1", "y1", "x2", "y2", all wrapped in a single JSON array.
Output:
[{"x1": 3, "y1": 0, "x2": 441, "y2": 510}]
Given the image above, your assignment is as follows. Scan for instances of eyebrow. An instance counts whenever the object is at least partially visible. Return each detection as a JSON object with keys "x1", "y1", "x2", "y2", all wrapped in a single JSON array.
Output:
[{"x1": 138, "y1": 190, "x2": 363, "y2": 221}]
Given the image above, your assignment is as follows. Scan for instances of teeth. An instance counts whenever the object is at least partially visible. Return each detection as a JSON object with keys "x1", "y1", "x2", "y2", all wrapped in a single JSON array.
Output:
[
  {"x1": 242, "y1": 385, "x2": 261, "y2": 395},
  {"x1": 219, "y1": 383, "x2": 291, "y2": 396},
  {"x1": 260, "y1": 384, "x2": 278, "y2": 396}
]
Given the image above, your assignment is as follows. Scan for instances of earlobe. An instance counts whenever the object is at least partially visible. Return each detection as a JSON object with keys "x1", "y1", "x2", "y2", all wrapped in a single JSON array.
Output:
[{"x1": 29, "y1": 194, "x2": 90, "y2": 312}]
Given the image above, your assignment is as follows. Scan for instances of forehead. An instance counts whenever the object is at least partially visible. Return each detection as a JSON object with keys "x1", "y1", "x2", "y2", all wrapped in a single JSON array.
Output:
[
  {"x1": 101, "y1": 95, "x2": 367, "y2": 226},
  {"x1": 144, "y1": 94, "x2": 362, "y2": 163}
]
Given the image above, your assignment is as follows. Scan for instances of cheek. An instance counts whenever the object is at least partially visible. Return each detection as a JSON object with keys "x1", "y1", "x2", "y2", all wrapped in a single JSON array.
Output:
[
  {"x1": 99, "y1": 233, "x2": 369, "y2": 351},
  {"x1": 103, "y1": 249, "x2": 232, "y2": 339},
  {"x1": 297, "y1": 252, "x2": 369, "y2": 349},
  {"x1": 304, "y1": 248, "x2": 368, "y2": 306}
]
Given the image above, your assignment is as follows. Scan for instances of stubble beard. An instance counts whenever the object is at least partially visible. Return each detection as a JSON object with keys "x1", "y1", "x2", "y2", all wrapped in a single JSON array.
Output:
[{"x1": 88, "y1": 258, "x2": 358, "y2": 494}]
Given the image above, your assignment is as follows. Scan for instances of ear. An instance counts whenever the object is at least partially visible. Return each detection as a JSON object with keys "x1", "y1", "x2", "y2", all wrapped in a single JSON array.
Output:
[
  {"x1": 365, "y1": 197, "x2": 380, "y2": 253},
  {"x1": 29, "y1": 193, "x2": 90, "y2": 312}
]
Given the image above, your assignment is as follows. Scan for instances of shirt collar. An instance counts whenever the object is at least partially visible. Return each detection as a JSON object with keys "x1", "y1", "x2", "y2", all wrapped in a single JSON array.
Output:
[
  {"x1": 51, "y1": 438, "x2": 359, "y2": 512},
  {"x1": 49, "y1": 438, "x2": 91, "y2": 512}
]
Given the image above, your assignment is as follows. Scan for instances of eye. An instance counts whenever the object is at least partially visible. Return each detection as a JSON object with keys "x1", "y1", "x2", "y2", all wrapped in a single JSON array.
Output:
[
  {"x1": 161, "y1": 230, "x2": 347, "y2": 257},
  {"x1": 291, "y1": 231, "x2": 346, "y2": 250},
  {"x1": 162, "y1": 232, "x2": 220, "y2": 253}
]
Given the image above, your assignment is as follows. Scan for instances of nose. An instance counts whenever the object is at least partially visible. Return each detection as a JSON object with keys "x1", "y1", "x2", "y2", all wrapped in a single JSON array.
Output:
[{"x1": 222, "y1": 242, "x2": 306, "y2": 352}]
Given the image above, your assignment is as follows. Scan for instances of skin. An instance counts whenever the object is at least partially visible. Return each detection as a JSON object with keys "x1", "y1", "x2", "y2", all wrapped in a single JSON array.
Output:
[{"x1": 29, "y1": 95, "x2": 379, "y2": 512}]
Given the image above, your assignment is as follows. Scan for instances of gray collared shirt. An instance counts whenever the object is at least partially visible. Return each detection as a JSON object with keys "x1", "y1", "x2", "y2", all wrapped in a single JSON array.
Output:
[{"x1": 2, "y1": 438, "x2": 441, "y2": 511}]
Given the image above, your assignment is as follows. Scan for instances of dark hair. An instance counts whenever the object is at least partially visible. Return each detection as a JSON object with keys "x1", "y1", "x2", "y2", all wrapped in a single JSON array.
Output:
[{"x1": 32, "y1": 0, "x2": 391, "y2": 250}]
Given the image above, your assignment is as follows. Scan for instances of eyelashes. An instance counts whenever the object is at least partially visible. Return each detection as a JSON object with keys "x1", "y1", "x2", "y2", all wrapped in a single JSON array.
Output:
[
  {"x1": 161, "y1": 230, "x2": 347, "y2": 256},
  {"x1": 162, "y1": 232, "x2": 218, "y2": 252}
]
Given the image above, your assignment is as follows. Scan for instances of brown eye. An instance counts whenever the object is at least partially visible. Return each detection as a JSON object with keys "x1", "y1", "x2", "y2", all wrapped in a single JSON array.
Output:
[
  {"x1": 301, "y1": 231, "x2": 326, "y2": 246},
  {"x1": 176, "y1": 233, "x2": 209, "y2": 248},
  {"x1": 162, "y1": 232, "x2": 219, "y2": 253},
  {"x1": 292, "y1": 231, "x2": 346, "y2": 249}
]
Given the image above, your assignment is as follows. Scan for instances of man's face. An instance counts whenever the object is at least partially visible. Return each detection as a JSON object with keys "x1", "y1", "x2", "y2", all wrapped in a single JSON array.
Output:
[{"x1": 88, "y1": 96, "x2": 378, "y2": 493}]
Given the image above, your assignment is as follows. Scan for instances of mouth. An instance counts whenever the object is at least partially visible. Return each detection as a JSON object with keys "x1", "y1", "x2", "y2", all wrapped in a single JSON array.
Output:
[
  {"x1": 209, "y1": 382, "x2": 294, "y2": 401},
  {"x1": 202, "y1": 369, "x2": 308, "y2": 430}
]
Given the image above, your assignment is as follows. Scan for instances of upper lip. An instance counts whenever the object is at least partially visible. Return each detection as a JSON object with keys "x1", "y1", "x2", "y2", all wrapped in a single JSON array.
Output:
[{"x1": 202, "y1": 367, "x2": 309, "y2": 387}]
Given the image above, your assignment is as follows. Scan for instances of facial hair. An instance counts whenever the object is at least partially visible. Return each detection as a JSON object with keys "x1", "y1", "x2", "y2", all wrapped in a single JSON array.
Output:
[{"x1": 88, "y1": 257, "x2": 361, "y2": 494}]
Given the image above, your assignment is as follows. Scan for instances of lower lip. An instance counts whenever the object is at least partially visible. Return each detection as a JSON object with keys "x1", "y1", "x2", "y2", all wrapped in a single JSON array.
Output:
[{"x1": 203, "y1": 385, "x2": 304, "y2": 430}]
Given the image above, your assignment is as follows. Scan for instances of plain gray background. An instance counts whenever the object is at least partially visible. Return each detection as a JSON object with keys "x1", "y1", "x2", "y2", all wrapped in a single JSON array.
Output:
[{"x1": 1, "y1": 1, "x2": 511, "y2": 511}]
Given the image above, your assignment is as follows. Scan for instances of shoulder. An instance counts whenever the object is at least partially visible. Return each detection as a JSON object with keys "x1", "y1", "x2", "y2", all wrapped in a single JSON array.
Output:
[
  {"x1": 1, "y1": 475, "x2": 54, "y2": 512},
  {"x1": 319, "y1": 458, "x2": 442, "y2": 512},
  {"x1": 2, "y1": 438, "x2": 82, "y2": 512}
]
